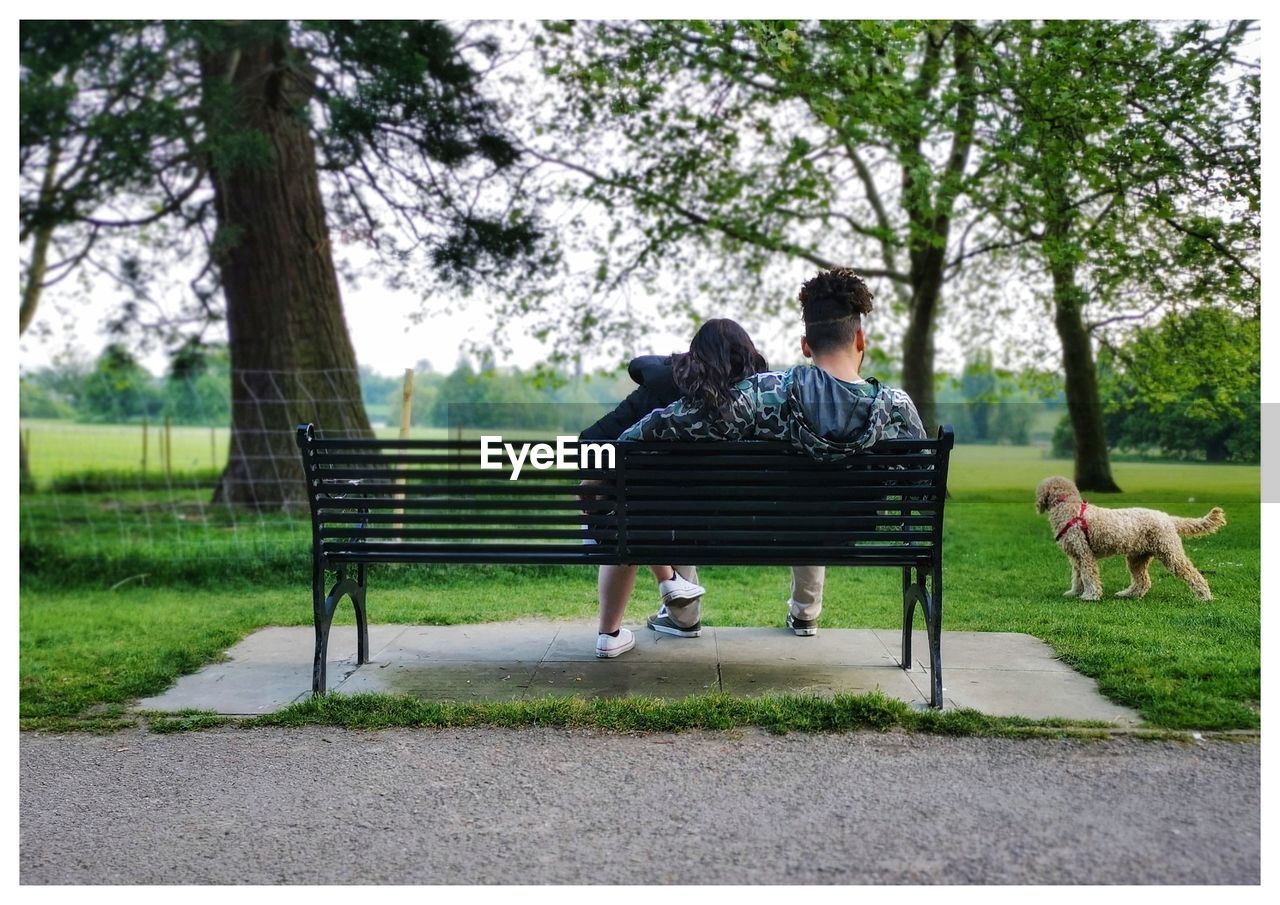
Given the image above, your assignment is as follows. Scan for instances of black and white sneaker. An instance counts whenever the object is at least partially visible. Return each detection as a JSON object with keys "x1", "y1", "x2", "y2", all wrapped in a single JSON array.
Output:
[
  {"x1": 787, "y1": 613, "x2": 818, "y2": 637},
  {"x1": 647, "y1": 605, "x2": 702, "y2": 638},
  {"x1": 658, "y1": 573, "x2": 706, "y2": 607}
]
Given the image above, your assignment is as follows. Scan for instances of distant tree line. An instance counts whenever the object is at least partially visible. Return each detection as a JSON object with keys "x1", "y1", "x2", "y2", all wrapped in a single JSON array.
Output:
[
  {"x1": 25, "y1": 315, "x2": 1257, "y2": 463},
  {"x1": 936, "y1": 354, "x2": 1063, "y2": 448},
  {"x1": 359, "y1": 358, "x2": 638, "y2": 431},
  {"x1": 20, "y1": 342, "x2": 233, "y2": 425},
  {"x1": 19, "y1": 345, "x2": 638, "y2": 432}
]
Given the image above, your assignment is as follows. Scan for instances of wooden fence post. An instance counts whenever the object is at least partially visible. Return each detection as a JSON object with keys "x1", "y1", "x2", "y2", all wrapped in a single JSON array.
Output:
[
  {"x1": 400, "y1": 368, "x2": 414, "y2": 441},
  {"x1": 397, "y1": 369, "x2": 414, "y2": 526},
  {"x1": 142, "y1": 417, "x2": 149, "y2": 474},
  {"x1": 164, "y1": 415, "x2": 173, "y2": 480}
]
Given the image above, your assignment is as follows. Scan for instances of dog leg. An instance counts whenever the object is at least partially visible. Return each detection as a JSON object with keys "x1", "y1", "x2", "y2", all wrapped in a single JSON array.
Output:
[
  {"x1": 1074, "y1": 550, "x2": 1103, "y2": 601},
  {"x1": 1158, "y1": 549, "x2": 1213, "y2": 600},
  {"x1": 1063, "y1": 558, "x2": 1083, "y2": 597},
  {"x1": 1116, "y1": 554, "x2": 1154, "y2": 599}
]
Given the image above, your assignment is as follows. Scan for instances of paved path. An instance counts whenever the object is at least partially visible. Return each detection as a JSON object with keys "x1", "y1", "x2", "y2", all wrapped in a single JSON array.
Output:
[{"x1": 21, "y1": 727, "x2": 1258, "y2": 884}]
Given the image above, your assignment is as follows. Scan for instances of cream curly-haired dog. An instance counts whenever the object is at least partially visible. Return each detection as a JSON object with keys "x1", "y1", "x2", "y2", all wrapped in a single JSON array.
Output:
[{"x1": 1035, "y1": 476, "x2": 1225, "y2": 601}]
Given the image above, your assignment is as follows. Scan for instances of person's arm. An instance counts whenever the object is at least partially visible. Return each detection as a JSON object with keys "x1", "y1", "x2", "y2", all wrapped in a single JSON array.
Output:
[
  {"x1": 580, "y1": 356, "x2": 679, "y2": 440},
  {"x1": 619, "y1": 375, "x2": 769, "y2": 441},
  {"x1": 579, "y1": 384, "x2": 654, "y2": 441},
  {"x1": 620, "y1": 396, "x2": 746, "y2": 441}
]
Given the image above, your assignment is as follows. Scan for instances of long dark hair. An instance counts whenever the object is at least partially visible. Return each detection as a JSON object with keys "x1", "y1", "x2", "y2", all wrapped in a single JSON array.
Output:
[{"x1": 672, "y1": 318, "x2": 768, "y2": 419}]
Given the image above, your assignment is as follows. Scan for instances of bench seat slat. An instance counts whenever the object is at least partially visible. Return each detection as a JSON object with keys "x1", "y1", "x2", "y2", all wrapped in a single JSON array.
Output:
[
  {"x1": 321, "y1": 527, "x2": 931, "y2": 543},
  {"x1": 310, "y1": 480, "x2": 602, "y2": 495},
  {"x1": 322, "y1": 548, "x2": 934, "y2": 567},
  {"x1": 315, "y1": 512, "x2": 938, "y2": 528},
  {"x1": 310, "y1": 466, "x2": 939, "y2": 485},
  {"x1": 306, "y1": 437, "x2": 947, "y2": 452},
  {"x1": 310, "y1": 452, "x2": 939, "y2": 470},
  {"x1": 308, "y1": 491, "x2": 936, "y2": 506}
]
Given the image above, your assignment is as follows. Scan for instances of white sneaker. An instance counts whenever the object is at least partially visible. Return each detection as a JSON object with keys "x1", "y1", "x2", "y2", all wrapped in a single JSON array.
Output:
[
  {"x1": 596, "y1": 627, "x2": 636, "y2": 658},
  {"x1": 659, "y1": 574, "x2": 706, "y2": 607}
]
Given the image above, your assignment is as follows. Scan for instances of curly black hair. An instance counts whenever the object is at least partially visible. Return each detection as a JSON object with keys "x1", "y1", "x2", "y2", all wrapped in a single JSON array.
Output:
[
  {"x1": 798, "y1": 268, "x2": 874, "y2": 354},
  {"x1": 672, "y1": 318, "x2": 768, "y2": 419}
]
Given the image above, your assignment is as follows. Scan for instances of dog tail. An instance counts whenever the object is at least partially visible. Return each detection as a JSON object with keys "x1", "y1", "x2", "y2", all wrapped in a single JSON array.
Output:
[{"x1": 1175, "y1": 507, "x2": 1226, "y2": 538}]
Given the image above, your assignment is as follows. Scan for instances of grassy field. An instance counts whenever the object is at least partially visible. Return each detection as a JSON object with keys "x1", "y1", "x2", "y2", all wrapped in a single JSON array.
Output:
[
  {"x1": 19, "y1": 418, "x2": 553, "y2": 487},
  {"x1": 19, "y1": 443, "x2": 1260, "y2": 732},
  {"x1": 21, "y1": 418, "x2": 232, "y2": 483}
]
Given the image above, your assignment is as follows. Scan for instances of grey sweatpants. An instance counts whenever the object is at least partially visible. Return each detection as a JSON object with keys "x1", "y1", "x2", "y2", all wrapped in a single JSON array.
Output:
[{"x1": 663, "y1": 565, "x2": 825, "y2": 627}]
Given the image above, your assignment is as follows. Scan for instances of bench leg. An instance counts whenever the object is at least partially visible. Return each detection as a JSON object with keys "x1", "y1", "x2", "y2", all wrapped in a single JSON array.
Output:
[
  {"x1": 312, "y1": 563, "x2": 372, "y2": 696},
  {"x1": 926, "y1": 563, "x2": 944, "y2": 709},
  {"x1": 312, "y1": 562, "x2": 330, "y2": 695},
  {"x1": 353, "y1": 564, "x2": 369, "y2": 666},
  {"x1": 900, "y1": 566, "x2": 916, "y2": 670},
  {"x1": 900, "y1": 564, "x2": 944, "y2": 709}
]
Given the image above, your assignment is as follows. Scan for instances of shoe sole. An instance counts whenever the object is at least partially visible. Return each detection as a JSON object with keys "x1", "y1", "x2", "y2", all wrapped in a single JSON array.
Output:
[
  {"x1": 661, "y1": 591, "x2": 706, "y2": 607},
  {"x1": 596, "y1": 638, "x2": 636, "y2": 658},
  {"x1": 787, "y1": 618, "x2": 818, "y2": 637},
  {"x1": 648, "y1": 621, "x2": 702, "y2": 638}
]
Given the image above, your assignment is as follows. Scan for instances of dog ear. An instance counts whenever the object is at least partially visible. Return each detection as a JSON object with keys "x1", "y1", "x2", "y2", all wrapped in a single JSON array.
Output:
[{"x1": 1035, "y1": 479, "x2": 1059, "y2": 513}]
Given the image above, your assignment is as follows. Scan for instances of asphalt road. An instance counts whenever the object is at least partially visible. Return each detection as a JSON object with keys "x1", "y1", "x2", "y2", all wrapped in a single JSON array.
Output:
[{"x1": 20, "y1": 727, "x2": 1259, "y2": 885}]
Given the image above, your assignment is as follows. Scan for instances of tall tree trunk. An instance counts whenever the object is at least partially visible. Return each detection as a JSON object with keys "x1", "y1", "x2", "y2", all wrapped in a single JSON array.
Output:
[
  {"x1": 19, "y1": 128, "x2": 62, "y2": 490},
  {"x1": 901, "y1": 259, "x2": 941, "y2": 432},
  {"x1": 19, "y1": 435, "x2": 33, "y2": 492},
  {"x1": 1051, "y1": 265, "x2": 1122, "y2": 493},
  {"x1": 894, "y1": 23, "x2": 975, "y2": 434},
  {"x1": 200, "y1": 25, "x2": 372, "y2": 511}
]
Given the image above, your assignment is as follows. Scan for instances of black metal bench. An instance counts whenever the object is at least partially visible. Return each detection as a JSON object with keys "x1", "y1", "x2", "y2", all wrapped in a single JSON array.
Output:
[{"x1": 296, "y1": 423, "x2": 955, "y2": 706}]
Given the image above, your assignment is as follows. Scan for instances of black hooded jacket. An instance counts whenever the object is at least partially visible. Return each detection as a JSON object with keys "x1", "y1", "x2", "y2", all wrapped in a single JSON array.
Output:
[{"x1": 579, "y1": 355, "x2": 680, "y2": 441}]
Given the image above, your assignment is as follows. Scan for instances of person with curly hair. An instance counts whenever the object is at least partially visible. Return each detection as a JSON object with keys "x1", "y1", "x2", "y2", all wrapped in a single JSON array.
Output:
[{"x1": 618, "y1": 268, "x2": 926, "y2": 636}]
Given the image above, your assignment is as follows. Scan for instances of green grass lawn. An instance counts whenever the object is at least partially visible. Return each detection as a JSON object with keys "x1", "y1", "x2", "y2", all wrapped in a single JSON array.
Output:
[
  {"x1": 21, "y1": 418, "x2": 232, "y2": 484},
  {"x1": 20, "y1": 418, "x2": 544, "y2": 487},
  {"x1": 19, "y1": 444, "x2": 1260, "y2": 732}
]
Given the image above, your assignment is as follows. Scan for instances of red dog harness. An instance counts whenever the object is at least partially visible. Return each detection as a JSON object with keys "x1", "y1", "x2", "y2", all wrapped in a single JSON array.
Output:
[{"x1": 1055, "y1": 498, "x2": 1091, "y2": 542}]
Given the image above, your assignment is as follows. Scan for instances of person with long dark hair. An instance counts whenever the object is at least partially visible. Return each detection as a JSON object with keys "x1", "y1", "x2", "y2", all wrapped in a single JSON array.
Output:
[
  {"x1": 579, "y1": 356, "x2": 706, "y2": 654},
  {"x1": 591, "y1": 319, "x2": 768, "y2": 658}
]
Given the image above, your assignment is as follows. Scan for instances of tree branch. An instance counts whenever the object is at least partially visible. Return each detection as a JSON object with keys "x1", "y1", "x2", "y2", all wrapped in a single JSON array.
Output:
[
  {"x1": 1160, "y1": 215, "x2": 1259, "y2": 285},
  {"x1": 526, "y1": 145, "x2": 910, "y2": 282},
  {"x1": 1087, "y1": 300, "x2": 1166, "y2": 332}
]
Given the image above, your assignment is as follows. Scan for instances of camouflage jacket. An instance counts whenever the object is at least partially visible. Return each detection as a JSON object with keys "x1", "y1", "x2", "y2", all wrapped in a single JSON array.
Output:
[{"x1": 617, "y1": 365, "x2": 927, "y2": 461}]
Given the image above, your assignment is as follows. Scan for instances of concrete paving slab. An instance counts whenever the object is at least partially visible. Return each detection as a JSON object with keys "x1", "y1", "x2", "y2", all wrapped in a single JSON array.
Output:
[
  {"x1": 934, "y1": 668, "x2": 1140, "y2": 725},
  {"x1": 716, "y1": 626, "x2": 898, "y2": 667},
  {"x1": 719, "y1": 663, "x2": 925, "y2": 702},
  {"x1": 879, "y1": 629, "x2": 1079, "y2": 673},
  {"x1": 529, "y1": 662, "x2": 720, "y2": 699},
  {"x1": 135, "y1": 624, "x2": 406, "y2": 715},
  {"x1": 372, "y1": 621, "x2": 560, "y2": 663},
  {"x1": 544, "y1": 623, "x2": 718, "y2": 662},
  {"x1": 136, "y1": 622, "x2": 1142, "y2": 725},
  {"x1": 337, "y1": 660, "x2": 536, "y2": 701}
]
